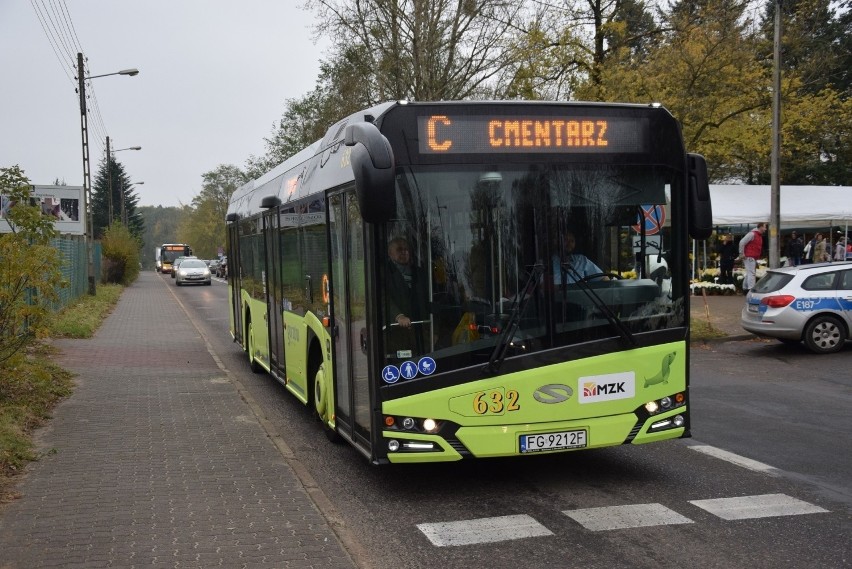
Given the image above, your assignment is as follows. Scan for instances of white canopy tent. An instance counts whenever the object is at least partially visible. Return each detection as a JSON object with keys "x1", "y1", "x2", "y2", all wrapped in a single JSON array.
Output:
[
  {"x1": 691, "y1": 185, "x2": 852, "y2": 274},
  {"x1": 710, "y1": 185, "x2": 852, "y2": 230}
]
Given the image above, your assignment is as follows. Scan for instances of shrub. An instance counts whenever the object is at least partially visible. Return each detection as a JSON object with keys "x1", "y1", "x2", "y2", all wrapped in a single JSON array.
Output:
[
  {"x1": 100, "y1": 222, "x2": 140, "y2": 285},
  {"x1": 0, "y1": 166, "x2": 63, "y2": 364}
]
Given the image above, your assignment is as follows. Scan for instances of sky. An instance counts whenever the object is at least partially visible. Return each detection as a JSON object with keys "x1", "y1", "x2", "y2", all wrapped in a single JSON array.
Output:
[{"x1": 0, "y1": 1, "x2": 327, "y2": 207}]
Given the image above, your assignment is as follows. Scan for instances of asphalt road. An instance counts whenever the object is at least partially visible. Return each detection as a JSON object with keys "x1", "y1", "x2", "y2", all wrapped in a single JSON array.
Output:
[{"x1": 167, "y1": 273, "x2": 851, "y2": 569}]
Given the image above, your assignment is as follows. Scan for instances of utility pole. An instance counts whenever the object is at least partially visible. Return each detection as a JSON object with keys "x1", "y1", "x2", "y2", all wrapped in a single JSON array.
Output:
[
  {"x1": 769, "y1": 0, "x2": 782, "y2": 268},
  {"x1": 77, "y1": 52, "x2": 96, "y2": 295},
  {"x1": 106, "y1": 136, "x2": 113, "y2": 223}
]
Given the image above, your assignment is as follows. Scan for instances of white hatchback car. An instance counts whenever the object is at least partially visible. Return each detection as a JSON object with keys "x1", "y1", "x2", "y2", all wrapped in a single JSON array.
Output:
[
  {"x1": 741, "y1": 261, "x2": 852, "y2": 353},
  {"x1": 175, "y1": 258, "x2": 212, "y2": 286}
]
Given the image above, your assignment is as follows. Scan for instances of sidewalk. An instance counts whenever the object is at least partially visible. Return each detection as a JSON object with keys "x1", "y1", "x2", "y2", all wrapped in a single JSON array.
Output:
[{"x1": 0, "y1": 272, "x2": 356, "y2": 569}]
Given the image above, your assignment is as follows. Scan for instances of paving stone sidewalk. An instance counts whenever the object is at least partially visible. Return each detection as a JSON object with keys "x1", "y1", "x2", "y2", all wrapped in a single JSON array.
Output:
[{"x1": 0, "y1": 272, "x2": 355, "y2": 569}]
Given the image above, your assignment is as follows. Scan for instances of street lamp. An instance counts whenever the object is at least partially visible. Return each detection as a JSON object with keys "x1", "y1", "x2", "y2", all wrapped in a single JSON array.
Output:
[
  {"x1": 106, "y1": 136, "x2": 141, "y2": 222},
  {"x1": 77, "y1": 52, "x2": 139, "y2": 295},
  {"x1": 121, "y1": 181, "x2": 144, "y2": 226}
]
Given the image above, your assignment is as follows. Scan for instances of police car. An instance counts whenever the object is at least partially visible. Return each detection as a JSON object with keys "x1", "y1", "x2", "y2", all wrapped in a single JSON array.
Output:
[{"x1": 741, "y1": 261, "x2": 852, "y2": 354}]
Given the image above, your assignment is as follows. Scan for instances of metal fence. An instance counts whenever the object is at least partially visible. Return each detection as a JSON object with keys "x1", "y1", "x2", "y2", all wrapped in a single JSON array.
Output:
[{"x1": 51, "y1": 235, "x2": 101, "y2": 311}]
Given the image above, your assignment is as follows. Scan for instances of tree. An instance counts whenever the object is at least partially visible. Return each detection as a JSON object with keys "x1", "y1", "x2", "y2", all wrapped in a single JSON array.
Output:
[
  {"x1": 0, "y1": 166, "x2": 63, "y2": 364},
  {"x1": 574, "y1": 0, "x2": 771, "y2": 183},
  {"x1": 501, "y1": 0, "x2": 661, "y2": 99},
  {"x1": 170, "y1": 165, "x2": 248, "y2": 260},
  {"x1": 248, "y1": 47, "x2": 381, "y2": 178},
  {"x1": 91, "y1": 156, "x2": 145, "y2": 241},
  {"x1": 755, "y1": 0, "x2": 852, "y2": 184},
  {"x1": 304, "y1": 0, "x2": 523, "y2": 102}
]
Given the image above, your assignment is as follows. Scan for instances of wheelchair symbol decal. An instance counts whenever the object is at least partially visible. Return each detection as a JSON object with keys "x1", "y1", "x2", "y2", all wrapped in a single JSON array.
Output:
[{"x1": 381, "y1": 365, "x2": 400, "y2": 384}]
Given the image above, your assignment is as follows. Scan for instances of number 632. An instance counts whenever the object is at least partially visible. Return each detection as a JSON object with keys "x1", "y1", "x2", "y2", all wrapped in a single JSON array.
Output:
[{"x1": 473, "y1": 389, "x2": 520, "y2": 415}]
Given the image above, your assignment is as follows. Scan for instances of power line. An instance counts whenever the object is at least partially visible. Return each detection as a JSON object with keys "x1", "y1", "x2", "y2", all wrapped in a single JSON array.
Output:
[{"x1": 29, "y1": 0, "x2": 76, "y2": 84}]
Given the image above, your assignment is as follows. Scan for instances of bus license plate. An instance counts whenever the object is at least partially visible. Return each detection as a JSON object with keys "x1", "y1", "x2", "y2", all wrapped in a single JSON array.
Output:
[{"x1": 520, "y1": 430, "x2": 587, "y2": 453}]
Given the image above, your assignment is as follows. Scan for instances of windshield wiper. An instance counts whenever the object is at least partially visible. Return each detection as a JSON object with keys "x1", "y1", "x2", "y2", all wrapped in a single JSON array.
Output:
[
  {"x1": 482, "y1": 263, "x2": 544, "y2": 375},
  {"x1": 562, "y1": 262, "x2": 637, "y2": 348}
]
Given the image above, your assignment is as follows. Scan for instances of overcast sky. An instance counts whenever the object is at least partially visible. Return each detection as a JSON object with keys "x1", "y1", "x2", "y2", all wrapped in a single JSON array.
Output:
[{"x1": 1, "y1": 1, "x2": 327, "y2": 207}]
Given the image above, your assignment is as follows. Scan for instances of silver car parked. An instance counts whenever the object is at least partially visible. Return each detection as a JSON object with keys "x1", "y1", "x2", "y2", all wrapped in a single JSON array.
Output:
[{"x1": 741, "y1": 261, "x2": 852, "y2": 353}]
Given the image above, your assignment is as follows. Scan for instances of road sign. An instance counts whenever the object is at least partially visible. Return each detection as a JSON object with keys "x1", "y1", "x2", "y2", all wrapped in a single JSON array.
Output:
[{"x1": 633, "y1": 204, "x2": 666, "y2": 235}]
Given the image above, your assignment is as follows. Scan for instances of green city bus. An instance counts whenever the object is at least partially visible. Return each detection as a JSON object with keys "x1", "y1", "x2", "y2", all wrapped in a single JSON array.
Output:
[{"x1": 225, "y1": 100, "x2": 712, "y2": 464}]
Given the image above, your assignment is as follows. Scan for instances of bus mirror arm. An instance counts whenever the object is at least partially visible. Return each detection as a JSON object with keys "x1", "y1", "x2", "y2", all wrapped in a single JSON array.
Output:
[{"x1": 345, "y1": 122, "x2": 396, "y2": 224}]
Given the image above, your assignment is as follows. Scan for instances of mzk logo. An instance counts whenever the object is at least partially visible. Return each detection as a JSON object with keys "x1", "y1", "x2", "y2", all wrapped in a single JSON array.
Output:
[{"x1": 578, "y1": 371, "x2": 636, "y2": 404}]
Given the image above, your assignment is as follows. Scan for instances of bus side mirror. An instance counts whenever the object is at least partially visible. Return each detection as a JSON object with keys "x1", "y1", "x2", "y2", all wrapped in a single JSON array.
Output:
[
  {"x1": 687, "y1": 153, "x2": 712, "y2": 240},
  {"x1": 345, "y1": 122, "x2": 396, "y2": 224}
]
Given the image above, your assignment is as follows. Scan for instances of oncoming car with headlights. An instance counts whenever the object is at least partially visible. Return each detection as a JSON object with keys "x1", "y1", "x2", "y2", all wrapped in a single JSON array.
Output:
[
  {"x1": 741, "y1": 261, "x2": 852, "y2": 354},
  {"x1": 175, "y1": 258, "x2": 212, "y2": 286}
]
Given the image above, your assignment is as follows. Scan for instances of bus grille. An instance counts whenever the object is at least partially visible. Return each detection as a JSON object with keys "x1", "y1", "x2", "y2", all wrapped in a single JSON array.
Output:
[
  {"x1": 445, "y1": 437, "x2": 472, "y2": 457},
  {"x1": 624, "y1": 422, "x2": 643, "y2": 443}
]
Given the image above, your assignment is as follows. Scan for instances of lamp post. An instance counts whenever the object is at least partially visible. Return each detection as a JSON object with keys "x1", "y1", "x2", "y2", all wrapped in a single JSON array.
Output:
[
  {"x1": 77, "y1": 52, "x2": 139, "y2": 295},
  {"x1": 107, "y1": 137, "x2": 141, "y2": 222},
  {"x1": 121, "y1": 181, "x2": 144, "y2": 226}
]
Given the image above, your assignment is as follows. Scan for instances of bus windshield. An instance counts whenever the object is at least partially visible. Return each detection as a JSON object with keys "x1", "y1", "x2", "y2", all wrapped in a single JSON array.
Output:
[{"x1": 379, "y1": 162, "x2": 685, "y2": 373}]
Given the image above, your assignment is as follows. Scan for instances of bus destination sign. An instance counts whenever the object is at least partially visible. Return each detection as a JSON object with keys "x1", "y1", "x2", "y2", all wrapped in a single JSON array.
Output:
[{"x1": 417, "y1": 114, "x2": 649, "y2": 155}]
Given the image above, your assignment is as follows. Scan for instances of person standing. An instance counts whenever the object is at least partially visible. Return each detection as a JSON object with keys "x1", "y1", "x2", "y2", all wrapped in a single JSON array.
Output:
[
  {"x1": 785, "y1": 231, "x2": 804, "y2": 267},
  {"x1": 384, "y1": 236, "x2": 429, "y2": 357},
  {"x1": 813, "y1": 233, "x2": 830, "y2": 263},
  {"x1": 738, "y1": 222, "x2": 767, "y2": 294},
  {"x1": 834, "y1": 238, "x2": 847, "y2": 261},
  {"x1": 717, "y1": 234, "x2": 737, "y2": 284},
  {"x1": 803, "y1": 234, "x2": 817, "y2": 264}
]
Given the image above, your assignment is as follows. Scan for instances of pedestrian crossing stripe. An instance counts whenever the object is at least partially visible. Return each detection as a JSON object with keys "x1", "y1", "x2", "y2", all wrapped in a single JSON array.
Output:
[
  {"x1": 688, "y1": 493, "x2": 829, "y2": 520},
  {"x1": 417, "y1": 494, "x2": 829, "y2": 546},
  {"x1": 417, "y1": 514, "x2": 553, "y2": 547},
  {"x1": 563, "y1": 503, "x2": 693, "y2": 531}
]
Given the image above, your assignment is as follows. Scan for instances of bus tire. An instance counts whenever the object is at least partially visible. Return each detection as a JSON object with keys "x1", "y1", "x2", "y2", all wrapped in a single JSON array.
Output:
[
  {"x1": 246, "y1": 317, "x2": 262, "y2": 373},
  {"x1": 313, "y1": 364, "x2": 327, "y2": 417},
  {"x1": 311, "y1": 357, "x2": 339, "y2": 443}
]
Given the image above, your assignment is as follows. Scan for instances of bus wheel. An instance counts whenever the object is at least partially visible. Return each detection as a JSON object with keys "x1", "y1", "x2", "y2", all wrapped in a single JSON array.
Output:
[
  {"x1": 313, "y1": 364, "x2": 340, "y2": 443},
  {"x1": 313, "y1": 364, "x2": 327, "y2": 417},
  {"x1": 247, "y1": 318, "x2": 262, "y2": 373}
]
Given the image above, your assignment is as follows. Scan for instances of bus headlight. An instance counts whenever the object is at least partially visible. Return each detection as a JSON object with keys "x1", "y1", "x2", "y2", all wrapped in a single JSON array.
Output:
[
  {"x1": 388, "y1": 439, "x2": 400, "y2": 452},
  {"x1": 422, "y1": 418, "x2": 438, "y2": 433},
  {"x1": 402, "y1": 417, "x2": 416, "y2": 430}
]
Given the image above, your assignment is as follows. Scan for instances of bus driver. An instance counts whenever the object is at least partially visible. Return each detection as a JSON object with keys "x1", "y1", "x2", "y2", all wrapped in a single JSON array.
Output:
[{"x1": 553, "y1": 230, "x2": 608, "y2": 284}]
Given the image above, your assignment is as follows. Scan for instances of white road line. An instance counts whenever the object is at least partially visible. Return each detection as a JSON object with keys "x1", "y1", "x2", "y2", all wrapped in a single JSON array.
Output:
[
  {"x1": 417, "y1": 514, "x2": 553, "y2": 547},
  {"x1": 563, "y1": 503, "x2": 694, "y2": 531},
  {"x1": 688, "y1": 444, "x2": 779, "y2": 474},
  {"x1": 689, "y1": 493, "x2": 829, "y2": 520}
]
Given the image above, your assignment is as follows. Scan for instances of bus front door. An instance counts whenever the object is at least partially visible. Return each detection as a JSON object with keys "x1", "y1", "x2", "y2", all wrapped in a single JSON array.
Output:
[
  {"x1": 329, "y1": 191, "x2": 372, "y2": 457},
  {"x1": 264, "y1": 209, "x2": 286, "y2": 380}
]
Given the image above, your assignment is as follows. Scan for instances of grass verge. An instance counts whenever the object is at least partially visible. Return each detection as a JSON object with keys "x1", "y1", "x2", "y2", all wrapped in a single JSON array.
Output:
[
  {"x1": 690, "y1": 317, "x2": 728, "y2": 341},
  {"x1": 0, "y1": 283, "x2": 123, "y2": 502}
]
